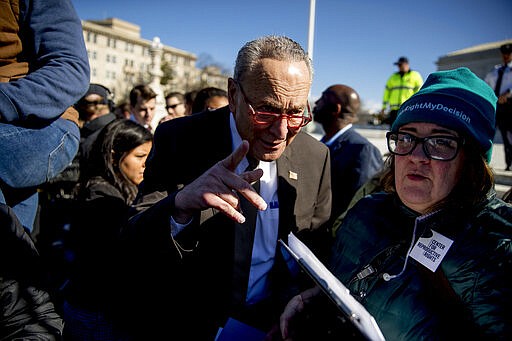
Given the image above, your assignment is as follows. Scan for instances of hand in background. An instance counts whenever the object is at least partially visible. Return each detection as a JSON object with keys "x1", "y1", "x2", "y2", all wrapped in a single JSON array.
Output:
[{"x1": 279, "y1": 286, "x2": 321, "y2": 340}]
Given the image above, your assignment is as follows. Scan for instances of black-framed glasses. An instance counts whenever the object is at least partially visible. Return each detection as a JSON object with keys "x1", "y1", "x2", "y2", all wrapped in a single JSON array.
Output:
[
  {"x1": 386, "y1": 132, "x2": 464, "y2": 161},
  {"x1": 166, "y1": 103, "x2": 182, "y2": 110},
  {"x1": 237, "y1": 81, "x2": 311, "y2": 128}
]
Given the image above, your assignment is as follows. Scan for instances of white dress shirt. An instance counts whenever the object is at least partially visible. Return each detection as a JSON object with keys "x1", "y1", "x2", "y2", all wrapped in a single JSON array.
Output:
[
  {"x1": 170, "y1": 113, "x2": 280, "y2": 304},
  {"x1": 230, "y1": 113, "x2": 279, "y2": 304}
]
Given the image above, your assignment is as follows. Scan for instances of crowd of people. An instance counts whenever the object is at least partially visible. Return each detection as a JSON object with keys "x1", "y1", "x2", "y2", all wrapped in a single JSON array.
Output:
[{"x1": 1, "y1": 1, "x2": 511, "y2": 340}]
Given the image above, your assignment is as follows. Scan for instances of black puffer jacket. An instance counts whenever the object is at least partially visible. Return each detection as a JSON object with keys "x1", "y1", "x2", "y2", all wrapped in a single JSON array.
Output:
[
  {"x1": 330, "y1": 191, "x2": 512, "y2": 340},
  {"x1": 63, "y1": 179, "x2": 130, "y2": 310},
  {"x1": 0, "y1": 203, "x2": 63, "y2": 340}
]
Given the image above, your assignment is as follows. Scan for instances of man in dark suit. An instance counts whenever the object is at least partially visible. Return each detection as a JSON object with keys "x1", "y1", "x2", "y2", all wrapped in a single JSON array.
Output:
[
  {"x1": 116, "y1": 35, "x2": 331, "y2": 339},
  {"x1": 314, "y1": 84, "x2": 382, "y2": 227},
  {"x1": 485, "y1": 43, "x2": 512, "y2": 170}
]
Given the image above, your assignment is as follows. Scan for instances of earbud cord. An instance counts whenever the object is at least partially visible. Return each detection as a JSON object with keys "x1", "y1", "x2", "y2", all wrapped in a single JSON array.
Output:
[
  {"x1": 382, "y1": 219, "x2": 418, "y2": 281},
  {"x1": 382, "y1": 210, "x2": 439, "y2": 282}
]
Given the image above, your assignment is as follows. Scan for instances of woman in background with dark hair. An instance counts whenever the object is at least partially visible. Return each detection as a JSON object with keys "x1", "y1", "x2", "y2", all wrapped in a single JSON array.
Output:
[
  {"x1": 81, "y1": 119, "x2": 152, "y2": 204},
  {"x1": 62, "y1": 119, "x2": 152, "y2": 340}
]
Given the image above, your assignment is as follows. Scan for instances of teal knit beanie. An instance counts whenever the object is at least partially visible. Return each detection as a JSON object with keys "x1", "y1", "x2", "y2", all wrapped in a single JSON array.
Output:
[{"x1": 392, "y1": 67, "x2": 497, "y2": 162}]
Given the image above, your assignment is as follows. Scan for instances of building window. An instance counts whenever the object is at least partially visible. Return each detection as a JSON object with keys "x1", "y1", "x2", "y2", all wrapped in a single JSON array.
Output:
[
  {"x1": 107, "y1": 38, "x2": 117, "y2": 48},
  {"x1": 125, "y1": 42, "x2": 135, "y2": 53}
]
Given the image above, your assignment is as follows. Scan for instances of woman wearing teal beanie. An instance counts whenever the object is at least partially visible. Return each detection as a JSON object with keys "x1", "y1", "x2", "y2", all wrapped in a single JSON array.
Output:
[{"x1": 278, "y1": 68, "x2": 512, "y2": 340}]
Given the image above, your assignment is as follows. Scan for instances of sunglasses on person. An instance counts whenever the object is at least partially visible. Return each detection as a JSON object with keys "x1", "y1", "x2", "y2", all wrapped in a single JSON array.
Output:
[
  {"x1": 236, "y1": 82, "x2": 311, "y2": 129},
  {"x1": 166, "y1": 103, "x2": 183, "y2": 110},
  {"x1": 386, "y1": 131, "x2": 464, "y2": 161}
]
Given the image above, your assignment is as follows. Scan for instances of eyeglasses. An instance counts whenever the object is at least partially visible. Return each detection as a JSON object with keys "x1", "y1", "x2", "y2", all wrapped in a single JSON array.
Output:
[
  {"x1": 237, "y1": 82, "x2": 311, "y2": 128},
  {"x1": 166, "y1": 103, "x2": 182, "y2": 110},
  {"x1": 386, "y1": 132, "x2": 464, "y2": 161}
]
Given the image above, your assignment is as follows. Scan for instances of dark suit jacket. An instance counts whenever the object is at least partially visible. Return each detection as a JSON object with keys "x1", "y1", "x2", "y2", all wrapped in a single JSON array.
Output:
[
  {"x1": 117, "y1": 106, "x2": 331, "y2": 339},
  {"x1": 327, "y1": 126, "x2": 383, "y2": 223}
]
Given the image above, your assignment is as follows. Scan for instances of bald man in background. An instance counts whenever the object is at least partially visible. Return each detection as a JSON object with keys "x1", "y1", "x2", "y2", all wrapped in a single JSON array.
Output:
[{"x1": 313, "y1": 84, "x2": 383, "y2": 225}]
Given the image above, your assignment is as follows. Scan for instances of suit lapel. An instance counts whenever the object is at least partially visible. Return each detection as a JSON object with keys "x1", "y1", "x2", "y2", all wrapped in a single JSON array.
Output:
[
  {"x1": 199, "y1": 109, "x2": 234, "y2": 225},
  {"x1": 329, "y1": 127, "x2": 351, "y2": 154},
  {"x1": 231, "y1": 147, "x2": 299, "y2": 306},
  {"x1": 276, "y1": 144, "x2": 299, "y2": 240},
  {"x1": 206, "y1": 107, "x2": 234, "y2": 163}
]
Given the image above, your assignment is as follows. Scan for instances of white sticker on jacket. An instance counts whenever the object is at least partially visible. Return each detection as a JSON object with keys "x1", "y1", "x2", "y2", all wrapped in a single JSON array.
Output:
[{"x1": 409, "y1": 229, "x2": 453, "y2": 272}]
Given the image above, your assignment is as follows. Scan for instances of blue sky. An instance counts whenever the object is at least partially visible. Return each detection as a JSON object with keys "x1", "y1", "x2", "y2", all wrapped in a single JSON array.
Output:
[{"x1": 72, "y1": 0, "x2": 511, "y2": 111}]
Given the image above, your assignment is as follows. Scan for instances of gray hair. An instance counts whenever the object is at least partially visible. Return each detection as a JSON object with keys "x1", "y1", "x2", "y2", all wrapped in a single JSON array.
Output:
[{"x1": 233, "y1": 35, "x2": 313, "y2": 82}]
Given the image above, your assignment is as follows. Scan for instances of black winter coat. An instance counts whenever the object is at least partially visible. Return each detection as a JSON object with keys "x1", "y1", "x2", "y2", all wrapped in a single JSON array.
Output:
[
  {"x1": 0, "y1": 203, "x2": 64, "y2": 340},
  {"x1": 330, "y1": 191, "x2": 512, "y2": 340}
]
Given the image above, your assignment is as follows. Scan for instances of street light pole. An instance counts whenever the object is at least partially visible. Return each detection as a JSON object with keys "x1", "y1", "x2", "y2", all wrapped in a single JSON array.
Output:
[
  {"x1": 305, "y1": 0, "x2": 318, "y2": 135},
  {"x1": 308, "y1": 0, "x2": 316, "y2": 61}
]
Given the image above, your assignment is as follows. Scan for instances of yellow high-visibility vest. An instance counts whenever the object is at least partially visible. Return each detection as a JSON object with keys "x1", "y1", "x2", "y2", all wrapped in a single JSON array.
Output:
[{"x1": 382, "y1": 70, "x2": 423, "y2": 111}]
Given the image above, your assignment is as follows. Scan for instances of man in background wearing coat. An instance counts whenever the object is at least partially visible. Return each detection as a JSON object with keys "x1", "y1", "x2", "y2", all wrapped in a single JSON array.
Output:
[
  {"x1": 485, "y1": 43, "x2": 512, "y2": 170},
  {"x1": 314, "y1": 84, "x2": 383, "y2": 228}
]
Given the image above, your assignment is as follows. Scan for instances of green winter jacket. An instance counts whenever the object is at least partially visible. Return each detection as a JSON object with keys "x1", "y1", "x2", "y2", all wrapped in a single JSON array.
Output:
[
  {"x1": 382, "y1": 70, "x2": 423, "y2": 111},
  {"x1": 330, "y1": 191, "x2": 512, "y2": 340}
]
